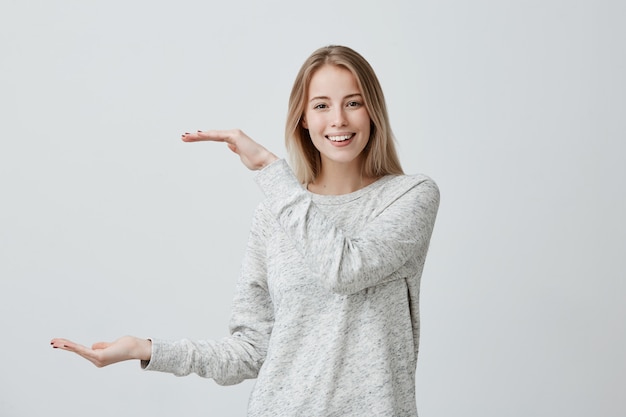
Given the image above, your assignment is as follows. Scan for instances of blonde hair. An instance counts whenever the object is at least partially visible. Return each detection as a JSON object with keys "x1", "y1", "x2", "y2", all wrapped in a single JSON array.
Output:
[{"x1": 285, "y1": 45, "x2": 404, "y2": 184}]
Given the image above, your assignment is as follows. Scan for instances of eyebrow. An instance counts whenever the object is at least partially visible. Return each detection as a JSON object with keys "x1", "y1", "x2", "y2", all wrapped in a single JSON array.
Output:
[{"x1": 309, "y1": 93, "x2": 363, "y2": 102}]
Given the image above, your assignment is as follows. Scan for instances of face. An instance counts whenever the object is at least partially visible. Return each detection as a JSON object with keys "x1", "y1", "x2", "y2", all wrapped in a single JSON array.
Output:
[{"x1": 302, "y1": 65, "x2": 371, "y2": 171}]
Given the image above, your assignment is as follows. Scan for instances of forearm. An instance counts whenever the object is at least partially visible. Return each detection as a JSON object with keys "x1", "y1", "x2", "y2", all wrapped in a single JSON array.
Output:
[
  {"x1": 141, "y1": 207, "x2": 272, "y2": 385},
  {"x1": 141, "y1": 337, "x2": 264, "y2": 386}
]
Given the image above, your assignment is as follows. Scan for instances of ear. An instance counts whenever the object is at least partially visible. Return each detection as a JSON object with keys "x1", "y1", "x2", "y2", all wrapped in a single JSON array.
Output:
[{"x1": 301, "y1": 116, "x2": 308, "y2": 129}]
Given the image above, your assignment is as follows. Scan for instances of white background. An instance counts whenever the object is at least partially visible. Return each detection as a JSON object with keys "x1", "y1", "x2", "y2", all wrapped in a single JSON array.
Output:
[{"x1": 1, "y1": 0, "x2": 624, "y2": 416}]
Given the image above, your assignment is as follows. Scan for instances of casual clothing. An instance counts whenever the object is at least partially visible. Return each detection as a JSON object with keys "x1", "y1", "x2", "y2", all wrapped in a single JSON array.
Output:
[{"x1": 144, "y1": 159, "x2": 440, "y2": 416}]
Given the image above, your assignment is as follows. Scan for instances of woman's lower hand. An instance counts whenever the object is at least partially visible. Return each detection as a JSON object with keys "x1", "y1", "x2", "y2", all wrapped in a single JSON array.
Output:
[
  {"x1": 182, "y1": 129, "x2": 278, "y2": 171},
  {"x1": 50, "y1": 336, "x2": 152, "y2": 368}
]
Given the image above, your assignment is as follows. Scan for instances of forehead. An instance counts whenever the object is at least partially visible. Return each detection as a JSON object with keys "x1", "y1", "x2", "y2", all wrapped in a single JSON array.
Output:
[{"x1": 307, "y1": 64, "x2": 360, "y2": 96}]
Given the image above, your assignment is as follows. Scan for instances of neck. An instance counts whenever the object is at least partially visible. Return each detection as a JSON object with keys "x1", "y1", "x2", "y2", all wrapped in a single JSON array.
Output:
[{"x1": 308, "y1": 160, "x2": 375, "y2": 195}]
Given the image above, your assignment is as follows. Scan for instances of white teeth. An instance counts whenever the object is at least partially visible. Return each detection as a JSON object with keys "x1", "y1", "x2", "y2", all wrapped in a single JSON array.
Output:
[{"x1": 327, "y1": 134, "x2": 352, "y2": 142}]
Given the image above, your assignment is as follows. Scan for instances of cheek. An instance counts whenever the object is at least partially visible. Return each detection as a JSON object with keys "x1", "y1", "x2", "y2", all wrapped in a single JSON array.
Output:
[{"x1": 304, "y1": 114, "x2": 325, "y2": 134}]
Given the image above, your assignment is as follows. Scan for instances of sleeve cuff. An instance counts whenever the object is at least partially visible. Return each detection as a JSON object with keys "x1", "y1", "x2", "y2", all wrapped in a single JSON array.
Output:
[
  {"x1": 254, "y1": 159, "x2": 304, "y2": 202},
  {"x1": 140, "y1": 338, "x2": 181, "y2": 373}
]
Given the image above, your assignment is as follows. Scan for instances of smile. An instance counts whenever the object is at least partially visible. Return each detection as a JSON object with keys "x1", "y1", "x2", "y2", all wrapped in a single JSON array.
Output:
[{"x1": 326, "y1": 134, "x2": 354, "y2": 142}]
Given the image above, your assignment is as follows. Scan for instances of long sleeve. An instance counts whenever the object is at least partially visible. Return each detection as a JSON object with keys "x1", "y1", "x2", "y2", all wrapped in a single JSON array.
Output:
[
  {"x1": 255, "y1": 159, "x2": 440, "y2": 295},
  {"x1": 142, "y1": 205, "x2": 274, "y2": 386}
]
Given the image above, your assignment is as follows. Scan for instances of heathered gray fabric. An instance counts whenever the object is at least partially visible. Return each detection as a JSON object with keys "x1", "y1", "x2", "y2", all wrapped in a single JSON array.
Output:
[{"x1": 144, "y1": 159, "x2": 440, "y2": 416}]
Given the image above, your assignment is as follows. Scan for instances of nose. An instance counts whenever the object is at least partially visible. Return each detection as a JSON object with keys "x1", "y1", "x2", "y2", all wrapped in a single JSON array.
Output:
[{"x1": 331, "y1": 106, "x2": 347, "y2": 127}]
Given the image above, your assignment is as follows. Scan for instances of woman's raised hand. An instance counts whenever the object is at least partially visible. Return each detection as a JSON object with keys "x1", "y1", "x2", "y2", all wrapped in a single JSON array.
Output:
[
  {"x1": 182, "y1": 129, "x2": 278, "y2": 171},
  {"x1": 50, "y1": 336, "x2": 152, "y2": 368}
]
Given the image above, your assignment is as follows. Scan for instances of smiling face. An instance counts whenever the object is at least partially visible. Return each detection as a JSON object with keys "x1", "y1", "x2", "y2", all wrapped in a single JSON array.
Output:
[{"x1": 302, "y1": 64, "x2": 371, "y2": 172}]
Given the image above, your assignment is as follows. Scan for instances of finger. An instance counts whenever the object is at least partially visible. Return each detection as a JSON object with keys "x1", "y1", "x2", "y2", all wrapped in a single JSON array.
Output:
[
  {"x1": 51, "y1": 338, "x2": 88, "y2": 354},
  {"x1": 227, "y1": 143, "x2": 238, "y2": 153},
  {"x1": 181, "y1": 129, "x2": 234, "y2": 143},
  {"x1": 51, "y1": 338, "x2": 100, "y2": 363},
  {"x1": 181, "y1": 131, "x2": 205, "y2": 142},
  {"x1": 51, "y1": 338, "x2": 117, "y2": 368},
  {"x1": 50, "y1": 338, "x2": 75, "y2": 349}
]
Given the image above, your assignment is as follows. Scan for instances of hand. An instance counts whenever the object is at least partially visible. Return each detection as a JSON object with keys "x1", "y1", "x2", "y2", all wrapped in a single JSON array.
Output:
[
  {"x1": 50, "y1": 336, "x2": 152, "y2": 368},
  {"x1": 182, "y1": 129, "x2": 278, "y2": 171}
]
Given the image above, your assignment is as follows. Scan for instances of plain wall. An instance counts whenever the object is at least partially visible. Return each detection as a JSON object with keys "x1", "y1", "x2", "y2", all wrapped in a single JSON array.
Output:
[{"x1": 0, "y1": 0, "x2": 624, "y2": 416}]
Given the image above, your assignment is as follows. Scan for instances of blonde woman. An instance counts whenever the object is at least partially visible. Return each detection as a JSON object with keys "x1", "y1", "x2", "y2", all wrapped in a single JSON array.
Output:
[{"x1": 52, "y1": 45, "x2": 440, "y2": 416}]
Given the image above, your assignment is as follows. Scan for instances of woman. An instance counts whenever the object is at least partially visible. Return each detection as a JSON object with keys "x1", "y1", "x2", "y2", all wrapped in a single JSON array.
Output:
[{"x1": 52, "y1": 45, "x2": 440, "y2": 416}]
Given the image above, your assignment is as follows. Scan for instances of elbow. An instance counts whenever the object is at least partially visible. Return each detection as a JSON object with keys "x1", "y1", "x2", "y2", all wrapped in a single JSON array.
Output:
[
  {"x1": 213, "y1": 374, "x2": 247, "y2": 386},
  {"x1": 212, "y1": 358, "x2": 263, "y2": 386},
  {"x1": 323, "y1": 273, "x2": 361, "y2": 296}
]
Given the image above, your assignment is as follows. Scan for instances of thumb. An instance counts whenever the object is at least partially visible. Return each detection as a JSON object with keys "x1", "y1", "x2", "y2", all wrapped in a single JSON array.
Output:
[{"x1": 92, "y1": 341, "x2": 112, "y2": 350}]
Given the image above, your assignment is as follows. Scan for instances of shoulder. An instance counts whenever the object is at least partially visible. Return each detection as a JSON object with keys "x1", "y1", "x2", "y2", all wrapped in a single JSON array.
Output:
[
  {"x1": 383, "y1": 173, "x2": 440, "y2": 204},
  {"x1": 358, "y1": 174, "x2": 439, "y2": 219}
]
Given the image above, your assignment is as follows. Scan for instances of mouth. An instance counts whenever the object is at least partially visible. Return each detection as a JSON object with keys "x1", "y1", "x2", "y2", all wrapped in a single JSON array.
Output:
[{"x1": 326, "y1": 134, "x2": 354, "y2": 142}]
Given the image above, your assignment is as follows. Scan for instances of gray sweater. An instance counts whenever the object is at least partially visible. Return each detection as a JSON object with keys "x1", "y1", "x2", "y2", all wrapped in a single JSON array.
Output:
[{"x1": 144, "y1": 159, "x2": 440, "y2": 416}]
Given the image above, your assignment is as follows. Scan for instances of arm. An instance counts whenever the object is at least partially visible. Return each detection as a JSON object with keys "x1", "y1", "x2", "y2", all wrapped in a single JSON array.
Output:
[
  {"x1": 179, "y1": 129, "x2": 439, "y2": 292},
  {"x1": 183, "y1": 130, "x2": 439, "y2": 294},
  {"x1": 132, "y1": 130, "x2": 275, "y2": 383},
  {"x1": 256, "y1": 159, "x2": 440, "y2": 295},
  {"x1": 51, "y1": 206, "x2": 274, "y2": 386},
  {"x1": 142, "y1": 205, "x2": 274, "y2": 385}
]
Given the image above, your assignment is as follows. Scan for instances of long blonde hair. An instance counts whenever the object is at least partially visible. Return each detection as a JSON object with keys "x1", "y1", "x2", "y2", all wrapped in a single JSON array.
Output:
[{"x1": 285, "y1": 45, "x2": 404, "y2": 184}]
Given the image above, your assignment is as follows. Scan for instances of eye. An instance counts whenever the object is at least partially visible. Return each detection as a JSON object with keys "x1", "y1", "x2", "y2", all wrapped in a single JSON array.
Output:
[
  {"x1": 347, "y1": 100, "x2": 362, "y2": 108},
  {"x1": 313, "y1": 103, "x2": 328, "y2": 110}
]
